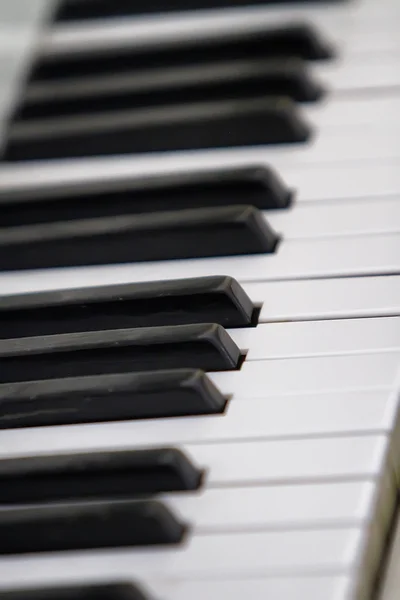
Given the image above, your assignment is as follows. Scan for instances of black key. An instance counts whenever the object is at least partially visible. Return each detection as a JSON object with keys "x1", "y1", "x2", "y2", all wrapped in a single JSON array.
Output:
[
  {"x1": 0, "y1": 500, "x2": 186, "y2": 554},
  {"x1": 0, "y1": 323, "x2": 241, "y2": 384},
  {"x1": 55, "y1": 0, "x2": 345, "y2": 20},
  {"x1": 4, "y1": 97, "x2": 311, "y2": 161},
  {"x1": 0, "y1": 276, "x2": 255, "y2": 338},
  {"x1": 0, "y1": 448, "x2": 203, "y2": 504},
  {"x1": 0, "y1": 206, "x2": 279, "y2": 271},
  {"x1": 30, "y1": 24, "x2": 333, "y2": 85},
  {"x1": 0, "y1": 165, "x2": 292, "y2": 228},
  {"x1": 0, "y1": 369, "x2": 227, "y2": 429},
  {"x1": 0, "y1": 583, "x2": 148, "y2": 600},
  {"x1": 18, "y1": 58, "x2": 323, "y2": 122}
]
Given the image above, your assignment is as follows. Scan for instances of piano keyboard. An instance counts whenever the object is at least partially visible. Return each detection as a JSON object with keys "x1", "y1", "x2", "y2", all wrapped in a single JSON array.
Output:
[{"x1": 0, "y1": 0, "x2": 399, "y2": 599}]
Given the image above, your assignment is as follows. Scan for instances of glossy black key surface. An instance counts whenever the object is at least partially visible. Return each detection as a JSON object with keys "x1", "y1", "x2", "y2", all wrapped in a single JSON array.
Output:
[
  {"x1": 0, "y1": 448, "x2": 203, "y2": 504},
  {"x1": 0, "y1": 165, "x2": 292, "y2": 228},
  {"x1": 55, "y1": 0, "x2": 346, "y2": 20},
  {"x1": 0, "y1": 583, "x2": 148, "y2": 600},
  {"x1": 4, "y1": 97, "x2": 310, "y2": 161},
  {"x1": 0, "y1": 324, "x2": 241, "y2": 384},
  {"x1": 0, "y1": 276, "x2": 255, "y2": 338},
  {"x1": 0, "y1": 369, "x2": 227, "y2": 429},
  {"x1": 0, "y1": 206, "x2": 279, "y2": 270},
  {"x1": 0, "y1": 500, "x2": 186, "y2": 554},
  {"x1": 17, "y1": 58, "x2": 323, "y2": 122},
  {"x1": 30, "y1": 24, "x2": 333, "y2": 85}
]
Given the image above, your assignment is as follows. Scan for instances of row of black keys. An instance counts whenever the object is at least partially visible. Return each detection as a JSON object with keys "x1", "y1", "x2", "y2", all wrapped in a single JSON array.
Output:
[
  {"x1": 4, "y1": 22, "x2": 333, "y2": 160},
  {"x1": 55, "y1": 0, "x2": 346, "y2": 21},
  {"x1": 0, "y1": 165, "x2": 287, "y2": 270}
]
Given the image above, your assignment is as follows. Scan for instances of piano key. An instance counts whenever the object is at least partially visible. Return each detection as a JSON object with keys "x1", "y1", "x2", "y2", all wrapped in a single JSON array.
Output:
[
  {"x1": 8, "y1": 389, "x2": 393, "y2": 447},
  {"x1": 2, "y1": 156, "x2": 398, "y2": 205},
  {"x1": 31, "y1": 23, "x2": 334, "y2": 84},
  {"x1": 4, "y1": 233, "x2": 397, "y2": 294},
  {"x1": 145, "y1": 576, "x2": 353, "y2": 600},
  {"x1": 0, "y1": 500, "x2": 186, "y2": 554},
  {"x1": 0, "y1": 527, "x2": 375, "y2": 579},
  {"x1": 3, "y1": 97, "x2": 311, "y2": 161},
  {"x1": 0, "y1": 369, "x2": 227, "y2": 430},
  {"x1": 245, "y1": 275, "x2": 400, "y2": 322},
  {"x1": 161, "y1": 480, "x2": 384, "y2": 531},
  {"x1": 0, "y1": 448, "x2": 203, "y2": 504},
  {"x1": 268, "y1": 197, "x2": 400, "y2": 239},
  {"x1": 0, "y1": 324, "x2": 242, "y2": 384},
  {"x1": 0, "y1": 165, "x2": 292, "y2": 227},
  {"x1": 210, "y1": 351, "x2": 400, "y2": 396},
  {"x1": 0, "y1": 583, "x2": 149, "y2": 600},
  {"x1": 0, "y1": 432, "x2": 390, "y2": 485},
  {"x1": 52, "y1": 0, "x2": 350, "y2": 22},
  {"x1": 0, "y1": 206, "x2": 279, "y2": 271},
  {"x1": 230, "y1": 316, "x2": 400, "y2": 359},
  {"x1": 0, "y1": 276, "x2": 256, "y2": 338},
  {"x1": 18, "y1": 58, "x2": 323, "y2": 121}
]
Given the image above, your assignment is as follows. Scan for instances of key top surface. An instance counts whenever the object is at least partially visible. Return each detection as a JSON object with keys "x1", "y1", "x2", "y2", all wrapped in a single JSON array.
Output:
[
  {"x1": 0, "y1": 369, "x2": 227, "y2": 429},
  {"x1": 0, "y1": 324, "x2": 241, "y2": 383},
  {"x1": 4, "y1": 97, "x2": 311, "y2": 161},
  {"x1": 0, "y1": 206, "x2": 279, "y2": 270},
  {"x1": 0, "y1": 165, "x2": 292, "y2": 227},
  {"x1": 0, "y1": 448, "x2": 203, "y2": 504},
  {"x1": 0, "y1": 583, "x2": 148, "y2": 600},
  {"x1": 0, "y1": 276, "x2": 255, "y2": 337},
  {"x1": 30, "y1": 24, "x2": 333, "y2": 84},
  {"x1": 0, "y1": 500, "x2": 186, "y2": 554}
]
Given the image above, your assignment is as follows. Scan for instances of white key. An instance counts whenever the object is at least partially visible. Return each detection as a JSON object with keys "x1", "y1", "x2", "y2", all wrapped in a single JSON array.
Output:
[
  {"x1": 0, "y1": 432, "x2": 389, "y2": 486},
  {"x1": 0, "y1": 528, "x2": 367, "y2": 582},
  {"x1": 281, "y1": 162, "x2": 400, "y2": 203},
  {"x1": 9, "y1": 390, "x2": 393, "y2": 449},
  {"x1": 211, "y1": 351, "x2": 400, "y2": 396},
  {"x1": 230, "y1": 317, "x2": 400, "y2": 359},
  {"x1": 1, "y1": 234, "x2": 399, "y2": 294},
  {"x1": 306, "y1": 96, "x2": 400, "y2": 130},
  {"x1": 245, "y1": 276, "x2": 400, "y2": 322},
  {"x1": 315, "y1": 59, "x2": 400, "y2": 92},
  {"x1": 148, "y1": 576, "x2": 353, "y2": 600},
  {"x1": 267, "y1": 198, "x2": 400, "y2": 239},
  {"x1": 162, "y1": 481, "x2": 377, "y2": 531}
]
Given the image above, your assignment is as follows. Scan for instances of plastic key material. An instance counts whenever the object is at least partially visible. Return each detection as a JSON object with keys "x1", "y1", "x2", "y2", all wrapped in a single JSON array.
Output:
[
  {"x1": 30, "y1": 24, "x2": 333, "y2": 85},
  {"x1": 4, "y1": 97, "x2": 311, "y2": 161},
  {"x1": 0, "y1": 324, "x2": 242, "y2": 384},
  {"x1": 17, "y1": 58, "x2": 323, "y2": 122},
  {"x1": 0, "y1": 500, "x2": 186, "y2": 554},
  {"x1": 54, "y1": 0, "x2": 346, "y2": 20},
  {"x1": 0, "y1": 583, "x2": 149, "y2": 600},
  {"x1": 0, "y1": 206, "x2": 279, "y2": 270},
  {"x1": 0, "y1": 276, "x2": 255, "y2": 338},
  {"x1": 0, "y1": 165, "x2": 292, "y2": 227},
  {"x1": 0, "y1": 369, "x2": 227, "y2": 429},
  {"x1": 0, "y1": 448, "x2": 203, "y2": 504}
]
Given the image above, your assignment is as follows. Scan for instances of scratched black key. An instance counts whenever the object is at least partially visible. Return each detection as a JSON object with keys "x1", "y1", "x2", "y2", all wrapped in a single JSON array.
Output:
[
  {"x1": 0, "y1": 276, "x2": 255, "y2": 338},
  {"x1": 0, "y1": 369, "x2": 227, "y2": 429},
  {"x1": 0, "y1": 324, "x2": 241, "y2": 384},
  {"x1": 0, "y1": 165, "x2": 292, "y2": 228},
  {"x1": 0, "y1": 500, "x2": 186, "y2": 554},
  {"x1": 17, "y1": 58, "x2": 323, "y2": 122},
  {"x1": 4, "y1": 97, "x2": 310, "y2": 161},
  {"x1": 0, "y1": 448, "x2": 203, "y2": 504},
  {"x1": 0, "y1": 206, "x2": 279, "y2": 270},
  {"x1": 0, "y1": 583, "x2": 148, "y2": 600},
  {"x1": 54, "y1": 0, "x2": 347, "y2": 21},
  {"x1": 30, "y1": 24, "x2": 333, "y2": 86}
]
